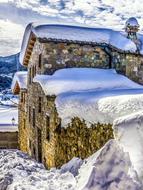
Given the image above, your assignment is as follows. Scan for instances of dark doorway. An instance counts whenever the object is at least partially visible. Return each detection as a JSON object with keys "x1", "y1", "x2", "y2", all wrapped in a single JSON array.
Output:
[{"x1": 37, "y1": 128, "x2": 42, "y2": 163}]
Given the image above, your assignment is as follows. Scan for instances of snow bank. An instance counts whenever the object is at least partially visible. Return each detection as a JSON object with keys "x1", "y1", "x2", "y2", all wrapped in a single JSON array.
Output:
[
  {"x1": 11, "y1": 71, "x2": 27, "y2": 91},
  {"x1": 60, "y1": 157, "x2": 83, "y2": 177},
  {"x1": 33, "y1": 68, "x2": 143, "y2": 96},
  {"x1": 20, "y1": 22, "x2": 139, "y2": 65},
  {"x1": 113, "y1": 111, "x2": 143, "y2": 180},
  {"x1": 76, "y1": 140, "x2": 141, "y2": 190}
]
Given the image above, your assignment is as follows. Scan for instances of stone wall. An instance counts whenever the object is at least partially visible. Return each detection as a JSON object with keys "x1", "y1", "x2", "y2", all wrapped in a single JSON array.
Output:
[
  {"x1": 18, "y1": 90, "x2": 29, "y2": 153},
  {"x1": 28, "y1": 40, "x2": 143, "y2": 85},
  {"x1": 0, "y1": 132, "x2": 18, "y2": 149},
  {"x1": 54, "y1": 118, "x2": 113, "y2": 168},
  {"x1": 125, "y1": 54, "x2": 143, "y2": 84},
  {"x1": 42, "y1": 43, "x2": 110, "y2": 74},
  {"x1": 26, "y1": 82, "x2": 113, "y2": 168},
  {"x1": 28, "y1": 40, "x2": 110, "y2": 77}
]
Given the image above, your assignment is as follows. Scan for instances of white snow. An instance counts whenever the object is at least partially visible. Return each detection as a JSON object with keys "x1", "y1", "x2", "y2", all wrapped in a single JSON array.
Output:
[
  {"x1": 33, "y1": 68, "x2": 143, "y2": 96},
  {"x1": 60, "y1": 157, "x2": 83, "y2": 177},
  {"x1": 11, "y1": 71, "x2": 27, "y2": 92},
  {"x1": 76, "y1": 140, "x2": 141, "y2": 190},
  {"x1": 113, "y1": 111, "x2": 143, "y2": 181},
  {"x1": 33, "y1": 68, "x2": 143, "y2": 127},
  {"x1": 56, "y1": 88, "x2": 143, "y2": 127},
  {"x1": 0, "y1": 150, "x2": 76, "y2": 190},
  {"x1": 19, "y1": 23, "x2": 138, "y2": 65},
  {"x1": 0, "y1": 140, "x2": 141, "y2": 190},
  {"x1": 126, "y1": 17, "x2": 139, "y2": 27}
]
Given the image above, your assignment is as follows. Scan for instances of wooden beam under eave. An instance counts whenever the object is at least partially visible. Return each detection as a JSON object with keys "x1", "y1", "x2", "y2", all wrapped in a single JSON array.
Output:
[
  {"x1": 28, "y1": 46, "x2": 33, "y2": 50},
  {"x1": 29, "y1": 42, "x2": 35, "y2": 47},
  {"x1": 23, "y1": 61, "x2": 28, "y2": 66},
  {"x1": 23, "y1": 58, "x2": 29, "y2": 66},
  {"x1": 26, "y1": 53, "x2": 31, "y2": 58},
  {"x1": 27, "y1": 49, "x2": 32, "y2": 54},
  {"x1": 22, "y1": 33, "x2": 36, "y2": 66}
]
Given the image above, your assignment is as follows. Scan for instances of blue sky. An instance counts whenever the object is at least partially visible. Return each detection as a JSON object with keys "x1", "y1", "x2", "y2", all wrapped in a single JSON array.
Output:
[{"x1": 0, "y1": 0, "x2": 142, "y2": 56}]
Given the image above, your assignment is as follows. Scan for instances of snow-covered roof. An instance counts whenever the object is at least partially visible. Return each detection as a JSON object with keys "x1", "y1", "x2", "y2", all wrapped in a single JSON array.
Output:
[
  {"x1": 126, "y1": 17, "x2": 139, "y2": 27},
  {"x1": 11, "y1": 71, "x2": 27, "y2": 94},
  {"x1": 20, "y1": 22, "x2": 141, "y2": 65}
]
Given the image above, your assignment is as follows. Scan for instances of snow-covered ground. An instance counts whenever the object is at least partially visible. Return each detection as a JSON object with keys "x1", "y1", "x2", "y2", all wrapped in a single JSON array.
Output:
[{"x1": 0, "y1": 140, "x2": 141, "y2": 190}]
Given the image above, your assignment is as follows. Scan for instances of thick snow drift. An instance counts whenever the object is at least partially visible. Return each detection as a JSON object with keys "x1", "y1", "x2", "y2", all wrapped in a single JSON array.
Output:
[
  {"x1": 11, "y1": 71, "x2": 27, "y2": 91},
  {"x1": 19, "y1": 23, "x2": 138, "y2": 65},
  {"x1": 0, "y1": 140, "x2": 141, "y2": 190},
  {"x1": 56, "y1": 88, "x2": 143, "y2": 126},
  {"x1": 76, "y1": 140, "x2": 141, "y2": 190},
  {"x1": 33, "y1": 68, "x2": 143, "y2": 96},
  {"x1": 113, "y1": 111, "x2": 143, "y2": 181}
]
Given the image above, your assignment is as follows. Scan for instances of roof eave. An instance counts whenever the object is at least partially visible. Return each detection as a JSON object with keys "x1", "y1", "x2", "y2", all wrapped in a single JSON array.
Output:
[{"x1": 22, "y1": 32, "x2": 36, "y2": 66}]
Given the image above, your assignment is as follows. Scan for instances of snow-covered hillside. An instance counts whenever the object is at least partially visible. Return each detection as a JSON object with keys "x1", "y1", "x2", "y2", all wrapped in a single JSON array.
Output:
[
  {"x1": 0, "y1": 92, "x2": 18, "y2": 132},
  {"x1": 0, "y1": 54, "x2": 25, "y2": 90}
]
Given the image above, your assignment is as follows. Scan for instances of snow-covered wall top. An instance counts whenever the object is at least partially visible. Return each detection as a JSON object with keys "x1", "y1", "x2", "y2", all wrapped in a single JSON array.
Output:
[
  {"x1": 11, "y1": 71, "x2": 27, "y2": 91},
  {"x1": 19, "y1": 22, "x2": 140, "y2": 65},
  {"x1": 33, "y1": 68, "x2": 143, "y2": 126},
  {"x1": 33, "y1": 68, "x2": 143, "y2": 96}
]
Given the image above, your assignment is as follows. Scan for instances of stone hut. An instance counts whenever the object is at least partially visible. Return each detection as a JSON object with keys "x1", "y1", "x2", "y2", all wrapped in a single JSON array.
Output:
[
  {"x1": 12, "y1": 71, "x2": 28, "y2": 152},
  {"x1": 13, "y1": 18, "x2": 143, "y2": 168}
]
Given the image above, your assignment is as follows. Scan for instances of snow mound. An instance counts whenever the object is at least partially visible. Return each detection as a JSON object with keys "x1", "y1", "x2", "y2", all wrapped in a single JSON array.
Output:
[
  {"x1": 60, "y1": 157, "x2": 83, "y2": 177},
  {"x1": 33, "y1": 68, "x2": 143, "y2": 96},
  {"x1": 11, "y1": 71, "x2": 27, "y2": 91},
  {"x1": 19, "y1": 23, "x2": 138, "y2": 65},
  {"x1": 113, "y1": 111, "x2": 143, "y2": 180},
  {"x1": 76, "y1": 140, "x2": 141, "y2": 190}
]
